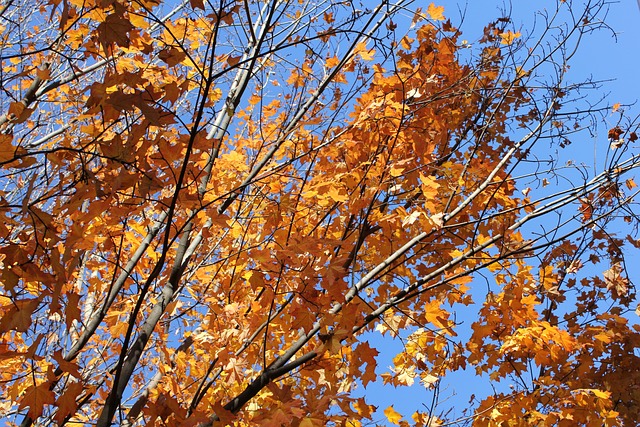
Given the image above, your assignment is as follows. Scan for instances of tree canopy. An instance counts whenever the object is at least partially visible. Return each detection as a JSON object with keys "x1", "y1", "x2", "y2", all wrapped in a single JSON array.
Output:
[{"x1": 0, "y1": 0, "x2": 638, "y2": 426}]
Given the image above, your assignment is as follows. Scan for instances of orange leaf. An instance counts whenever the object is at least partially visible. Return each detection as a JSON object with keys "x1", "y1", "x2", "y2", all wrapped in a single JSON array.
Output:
[
  {"x1": 227, "y1": 55, "x2": 242, "y2": 67},
  {"x1": 53, "y1": 381, "x2": 83, "y2": 424},
  {"x1": 211, "y1": 400, "x2": 236, "y2": 425},
  {"x1": 8, "y1": 101, "x2": 34, "y2": 123},
  {"x1": 0, "y1": 133, "x2": 15, "y2": 162},
  {"x1": 426, "y1": 3, "x2": 445, "y2": 21},
  {"x1": 325, "y1": 56, "x2": 340, "y2": 68},
  {"x1": 355, "y1": 42, "x2": 375, "y2": 61},
  {"x1": 0, "y1": 298, "x2": 39, "y2": 333},
  {"x1": 53, "y1": 350, "x2": 82, "y2": 379},
  {"x1": 625, "y1": 178, "x2": 637, "y2": 190},
  {"x1": 18, "y1": 381, "x2": 56, "y2": 420}
]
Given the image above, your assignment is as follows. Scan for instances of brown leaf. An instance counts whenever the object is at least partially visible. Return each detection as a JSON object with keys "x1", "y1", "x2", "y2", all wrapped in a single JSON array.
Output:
[
  {"x1": 603, "y1": 263, "x2": 630, "y2": 298},
  {"x1": 18, "y1": 381, "x2": 56, "y2": 420},
  {"x1": 97, "y1": 13, "x2": 133, "y2": 48},
  {"x1": 189, "y1": 0, "x2": 204, "y2": 10},
  {"x1": 0, "y1": 298, "x2": 39, "y2": 333}
]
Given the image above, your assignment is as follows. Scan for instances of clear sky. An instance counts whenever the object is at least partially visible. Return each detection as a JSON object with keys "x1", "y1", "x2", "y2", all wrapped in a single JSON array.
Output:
[{"x1": 357, "y1": 1, "x2": 640, "y2": 424}]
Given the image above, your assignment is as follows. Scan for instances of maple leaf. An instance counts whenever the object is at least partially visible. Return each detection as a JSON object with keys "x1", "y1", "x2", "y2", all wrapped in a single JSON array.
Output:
[
  {"x1": 0, "y1": 133, "x2": 15, "y2": 162},
  {"x1": 7, "y1": 101, "x2": 34, "y2": 123},
  {"x1": 608, "y1": 126, "x2": 623, "y2": 140},
  {"x1": 603, "y1": 263, "x2": 630, "y2": 298},
  {"x1": 420, "y1": 373, "x2": 439, "y2": 389},
  {"x1": 97, "y1": 12, "x2": 133, "y2": 49},
  {"x1": 626, "y1": 178, "x2": 637, "y2": 190},
  {"x1": 426, "y1": 3, "x2": 445, "y2": 21},
  {"x1": 158, "y1": 47, "x2": 187, "y2": 67},
  {"x1": 420, "y1": 173, "x2": 440, "y2": 199},
  {"x1": 300, "y1": 417, "x2": 325, "y2": 427},
  {"x1": 2, "y1": 2, "x2": 639, "y2": 427},
  {"x1": 189, "y1": 0, "x2": 204, "y2": 10},
  {"x1": 18, "y1": 381, "x2": 56, "y2": 420},
  {"x1": 384, "y1": 406, "x2": 403, "y2": 425},
  {"x1": 53, "y1": 350, "x2": 82, "y2": 379},
  {"x1": 500, "y1": 30, "x2": 521, "y2": 45},
  {"x1": 0, "y1": 298, "x2": 39, "y2": 333},
  {"x1": 54, "y1": 381, "x2": 84, "y2": 424},
  {"x1": 355, "y1": 41, "x2": 375, "y2": 61}
]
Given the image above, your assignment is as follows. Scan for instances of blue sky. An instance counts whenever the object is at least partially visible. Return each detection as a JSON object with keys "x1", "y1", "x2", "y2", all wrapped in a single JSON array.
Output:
[{"x1": 356, "y1": 1, "x2": 640, "y2": 425}]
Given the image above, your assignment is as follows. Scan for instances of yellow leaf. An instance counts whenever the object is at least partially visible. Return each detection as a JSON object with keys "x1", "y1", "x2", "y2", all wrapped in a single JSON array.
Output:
[
  {"x1": 286, "y1": 69, "x2": 304, "y2": 87},
  {"x1": 129, "y1": 13, "x2": 149, "y2": 29},
  {"x1": 421, "y1": 373, "x2": 439, "y2": 388},
  {"x1": 355, "y1": 42, "x2": 375, "y2": 61},
  {"x1": 423, "y1": 300, "x2": 449, "y2": 331},
  {"x1": 419, "y1": 173, "x2": 440, "y2": 199},
  {"x1": 326, "y1": 186, "x2": 348, "y2": 203},
  {"x1": 591, "y1": 389, "x2": 611, "y2": 399},
  {"x1": 625, "y1": 178, "x2": 637, "y2": 190},
  {"x1": 300, "y1": 417, "x2": 324, "y2": 427},
  {"x1": 612, "y1": 102, "x2": 621, "y2": 112},
  {"x1": 539, "y1": 265, "x2": 556, "y2": 291},
  {"x1": 426, "y1": 3, "x2": 445, "y2": 21},
  {"x1": 499, "y1": 31, "x2": 521, "y2": 45},
  {"x1": 325, "y1": 56, "x2": 340, "y2": 68},
  {"x1": 389, "y1": 164, "x2": 404, "y2": 177},
  {"x1": 384, "y1": 406, "x2": 403, "y2": 425},
  {"x1": 594, "y1": 332, "x2": 612, "y2": 343},
  {"x1": 400, "y1": 36, "x2": 413, "y2": 50}
]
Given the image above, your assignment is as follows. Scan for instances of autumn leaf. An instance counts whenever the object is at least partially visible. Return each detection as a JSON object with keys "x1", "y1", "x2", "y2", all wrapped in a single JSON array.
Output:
[
  {"x1": 300, "y1": 417, "x2": 324, "y2": 427},
  {"x1": 325, "y1": 56, "x2": 340, "y2": 68},
  {"x1": 500, "y1": 30, "x2": 521, "y2": 45},
  {"x1": 158, "y1": 47, "x2": 187, "y2": 67},
  {"x1": 355, "y1": 41, "x2": 375, "y2": 61},
  {"x1": 608, "y1": 126, "x2": 623, "y2": 140},
  {"x1": 18, "y1": 381, "x2": 56, "y2": 420},
  {"x1": 0, "y1": 298, "x2": 39, "y2": 333},
  {"x1": 426, "y1": 3, "x2": 445, "y2": 21},
  {"x1": 421, "y1": 373, "x2": 439, "y2": 389},
  {"x1": 0, "y1": 133, "x2": 15, "y2": 162},
  {"x1": 384, "y1": 406, "x2": 403, "y2": 425},
  {"x1": 625, "y1": 178, "x2": 637, "y2": 190},
  {"x1": 97, "y1": 13, "x2": 133, "y2": 48},
  {"x1": 7, "y1": 101, "x2": 34, "y2": 123},
  {"x1": 53, "y1": 381, "x2": 84, "y2": 424},
  {"x1": 189, "y1": 0, "x2": 205, "y2": 10},
  {"x1": 1, "y1": 2, "x2": 639, "y2": 427},
  {"x1": 53, "y1": 350, "x2": 82, "y2": 379},
  {"x1": 603, "y1": 263, "x2": 630, "y2": 298}
]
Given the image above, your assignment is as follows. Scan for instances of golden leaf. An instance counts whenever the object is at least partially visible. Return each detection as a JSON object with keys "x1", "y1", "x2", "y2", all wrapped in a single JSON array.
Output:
[
  {"x1": 500, "y1": 31, "x2": 521, "y2": 45},
  {"x1": 426, "y1": 3, "x2": 445, "y2": 21},
  {"x1": 384, "y1": 406, "x2": 403, "y2": 425}
]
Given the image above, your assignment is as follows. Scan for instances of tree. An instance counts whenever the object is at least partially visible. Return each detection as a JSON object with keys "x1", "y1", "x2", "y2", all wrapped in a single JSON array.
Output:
[{"x1": 0, "y1": 0, "x2": 638, "y2": 425}]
